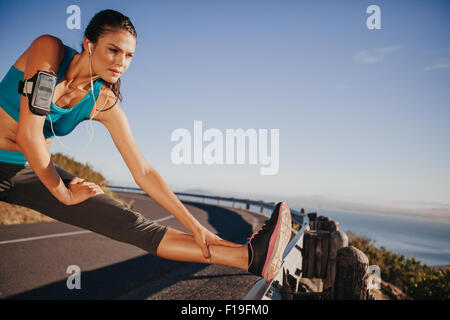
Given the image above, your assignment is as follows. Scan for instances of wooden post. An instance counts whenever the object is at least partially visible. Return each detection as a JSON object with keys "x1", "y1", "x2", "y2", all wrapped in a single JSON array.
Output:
[
  {"x1": 260, "y1": 206, "x2": 264, "y2": 214},
  {"x1": 307, "y1": 213, "x2": 317, "y2": 230},
  {"x1": 302, "y1": 231, "x2": 316, "y2": 278},
  {"x1": 281, "y1": 269, "x2": 293, "y2": 300},
  {"x1": 327, "y1": 220, "x2": 339, "y2": 233},
  {"x1": 334, "y1": 246, "x2": 369, "y2": 300},
  {"x1": 303, "y1": 230, "x2": 330, "y2": 279},
  {"x1": 246, "y1": 203, "x2": 250, "y2": 210},
  {"x1": 315, "y1": 215, "x2": 339, "y2": 232},
  {"x1": 314, "y1": 233, "x2": 322, "y2": 277},
  {"x1": 324, "y1": 229, "x2": 348, "y2": 299},
  {"x1": 320, "y1": 232, "x2": 330, "y2": 278},
  {"x1": 232, "y1": 200, "x2": 235, "y2": 208},
  {"x1": 316, "y1": 216, "x2": 331, "y2": 231}
]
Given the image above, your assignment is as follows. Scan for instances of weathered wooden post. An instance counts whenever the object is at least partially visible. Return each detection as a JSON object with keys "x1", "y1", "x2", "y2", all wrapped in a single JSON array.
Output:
[
  {"x1": 324, "y1": 229, "x2": 348, "y2": 298},
  {"x1": 303, "y1": 230, "x2": 330, "y2": 279},
  {"x1": 281, "y1": 269, "x2": 293, "y2": 300},
  {"x1": 301, "y1": 215, "x2": 348, "y2": 296},
  {"x1": 307, "y1": 212, "x2": 317, "y2": 230},
  {"x1": 334, "y1": 246, "x2": 369, "y2": 300},
  {"x1": 302, "y1": 230, "x2": 316, "y2": 278},
  {"x1": 288, "y1": 213, "x2": 372, "y2": 300},
  {"x1": 246, "y1": 203, "x2": 250, "y2": 210}
]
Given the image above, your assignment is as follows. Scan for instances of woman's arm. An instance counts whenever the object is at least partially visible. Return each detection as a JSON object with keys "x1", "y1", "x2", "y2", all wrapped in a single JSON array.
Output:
[
  {"x1": 16, "y1": 35, "x2": 99, "y2": 205},
  {"x1": 95, "y1": 102, "x2": 202, "y2": 234},
  {"x1": 96, "y1": 95, "x2": 242, "y2": 258},
  {"x1": 136, "y1": 169, "x2": 203, "y2": 233},
  {"x1": 16, "y1": 35, "x2": 71, "y2": 203}
]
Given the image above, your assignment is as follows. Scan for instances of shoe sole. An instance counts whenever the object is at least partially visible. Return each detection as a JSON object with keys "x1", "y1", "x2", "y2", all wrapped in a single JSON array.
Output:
[{"x1": 262, "y1": 202, "x2": 292, "y2": 282}]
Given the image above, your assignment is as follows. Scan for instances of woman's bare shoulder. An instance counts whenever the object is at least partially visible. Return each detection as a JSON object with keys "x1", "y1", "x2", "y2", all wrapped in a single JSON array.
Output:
[{"x1": 13, "y1": 34, "x2": 65, "y2": 72}]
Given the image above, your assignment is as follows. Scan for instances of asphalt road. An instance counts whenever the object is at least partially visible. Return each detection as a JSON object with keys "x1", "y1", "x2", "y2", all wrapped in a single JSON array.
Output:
[{"x1": 0, "y1": 191, "x2": 268, "y2": 300}]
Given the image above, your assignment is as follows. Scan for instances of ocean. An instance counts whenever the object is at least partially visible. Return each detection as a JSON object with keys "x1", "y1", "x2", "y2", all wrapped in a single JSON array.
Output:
[{"x1": 294, "y1": 207, "x2": 450, "y2": 267}]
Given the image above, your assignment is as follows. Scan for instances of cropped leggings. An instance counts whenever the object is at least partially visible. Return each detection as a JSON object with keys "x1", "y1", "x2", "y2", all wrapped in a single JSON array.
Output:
[{"x1": 0, "y1": 161, "x2": 169, "y2": 256}]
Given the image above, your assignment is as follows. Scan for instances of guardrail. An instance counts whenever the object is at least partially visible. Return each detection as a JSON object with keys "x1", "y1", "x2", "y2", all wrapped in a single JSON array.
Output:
[
  {"x1": 107, "y1": 185, "x2": 311, "y2": 300},
  {"x1": 107, "y1": 185, "x2": 298, "y2": 216}
]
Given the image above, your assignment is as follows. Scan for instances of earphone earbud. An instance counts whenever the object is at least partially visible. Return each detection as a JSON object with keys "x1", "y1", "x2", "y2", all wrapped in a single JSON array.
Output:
[{"x1": 88, "y1": 43, "x2": 92, "y2": 55}]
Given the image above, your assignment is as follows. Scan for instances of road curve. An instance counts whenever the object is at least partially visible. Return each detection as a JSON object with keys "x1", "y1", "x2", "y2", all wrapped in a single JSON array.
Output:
[{"x1": 0, "y1": 191, "x2": 268, "y2": 300}]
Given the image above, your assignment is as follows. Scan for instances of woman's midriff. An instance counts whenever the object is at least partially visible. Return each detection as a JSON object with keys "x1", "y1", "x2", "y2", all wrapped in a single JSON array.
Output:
[{"x1": 0, "y1": 105, "x2": 53, "y2": 153}]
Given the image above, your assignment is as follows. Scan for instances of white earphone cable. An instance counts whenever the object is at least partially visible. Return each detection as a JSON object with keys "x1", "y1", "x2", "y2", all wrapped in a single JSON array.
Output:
[{"x1": 48, "y1": 43, "x2": 112, "y2": 154}]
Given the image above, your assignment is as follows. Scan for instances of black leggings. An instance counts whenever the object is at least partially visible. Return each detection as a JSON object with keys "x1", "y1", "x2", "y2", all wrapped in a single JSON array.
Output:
[{"x1": 0, "y1": 161, "x2": 169, "y2": 256}]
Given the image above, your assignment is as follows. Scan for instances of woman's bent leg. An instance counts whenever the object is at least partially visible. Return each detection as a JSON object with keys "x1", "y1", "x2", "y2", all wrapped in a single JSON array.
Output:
[{"x1": 2, "y1": 164, "x2": 168, "y2": 256}]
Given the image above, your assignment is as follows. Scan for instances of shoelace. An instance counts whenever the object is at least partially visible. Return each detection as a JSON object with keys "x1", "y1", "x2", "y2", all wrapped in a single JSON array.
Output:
[{"x1": 247, "y1": 220, "x2": 272, "y2": 241}]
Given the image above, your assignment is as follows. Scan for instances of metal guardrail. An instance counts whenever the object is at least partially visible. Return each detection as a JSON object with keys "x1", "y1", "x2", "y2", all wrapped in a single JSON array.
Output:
[
  {"x1": 107, "y1": 185, "x2": 305, "y2": 219},
  {"x1": 107, "y1": 185, "x2": 278, "y2": 216},
  {"x1": 107, "y1": 185, "x2": 310, "y2": 300}
]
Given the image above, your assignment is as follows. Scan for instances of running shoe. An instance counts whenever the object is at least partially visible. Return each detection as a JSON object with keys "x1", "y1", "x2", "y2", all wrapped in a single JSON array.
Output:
[{"x1": 247, "y1": 202, "x2": 292, "y2": 282}]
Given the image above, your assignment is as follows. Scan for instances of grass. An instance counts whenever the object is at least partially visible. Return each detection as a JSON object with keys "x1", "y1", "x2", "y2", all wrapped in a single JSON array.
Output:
[
  {"x1": 347, "y1": 230, "x2": 449, "y2": 300},
  {"x1": 0, "y1": 152, "x2": 132, "y2": 225}
]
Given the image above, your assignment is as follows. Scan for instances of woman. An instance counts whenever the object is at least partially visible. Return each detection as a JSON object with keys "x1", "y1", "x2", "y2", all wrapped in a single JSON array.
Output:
[{"x1": 0, "y1": 9, "x2": 291, "y2": 283}]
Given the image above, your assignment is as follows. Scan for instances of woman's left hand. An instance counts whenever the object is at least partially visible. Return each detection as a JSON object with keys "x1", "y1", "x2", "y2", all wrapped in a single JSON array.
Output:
[{"x1": 193, "y1": 224, "x2": 243, "y2": 262}]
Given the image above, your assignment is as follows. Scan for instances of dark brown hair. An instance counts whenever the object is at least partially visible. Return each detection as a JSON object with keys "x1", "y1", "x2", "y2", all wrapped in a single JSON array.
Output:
[{"x1": 82, "y1": 9, "x2": 137, "y2": 111}]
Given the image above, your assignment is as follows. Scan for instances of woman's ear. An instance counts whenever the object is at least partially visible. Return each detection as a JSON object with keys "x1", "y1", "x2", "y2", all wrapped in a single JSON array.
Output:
[{"x1": 83, "y1": 38, "x2": 93, "y2": 53}]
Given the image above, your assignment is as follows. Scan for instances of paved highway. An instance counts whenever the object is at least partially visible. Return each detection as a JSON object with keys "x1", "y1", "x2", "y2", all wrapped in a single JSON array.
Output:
[{"x1": 0, "y1": 191, "x2": 268, "y2": 300}]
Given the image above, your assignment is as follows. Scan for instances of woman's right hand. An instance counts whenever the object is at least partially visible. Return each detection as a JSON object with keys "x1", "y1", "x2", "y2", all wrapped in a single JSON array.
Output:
[{"x1": 62, "y1": 177, "x2": 105, "y2": 205}]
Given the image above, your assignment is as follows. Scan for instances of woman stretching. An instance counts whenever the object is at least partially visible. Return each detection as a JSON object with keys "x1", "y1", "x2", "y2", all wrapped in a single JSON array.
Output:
[{"x1": 0, "y1": 10, "x2": 291, "y2": 283}]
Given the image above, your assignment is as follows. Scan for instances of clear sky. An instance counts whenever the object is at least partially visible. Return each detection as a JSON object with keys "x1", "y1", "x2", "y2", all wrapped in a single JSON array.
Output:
[{"x1": 1, "y1": 0, "x2": 449, "y2": 219}]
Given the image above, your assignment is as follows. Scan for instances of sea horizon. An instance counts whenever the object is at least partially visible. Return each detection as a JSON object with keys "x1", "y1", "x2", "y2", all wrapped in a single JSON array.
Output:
[{"x1": 292, "y1": 206, "x2": 450, "y2": 267}]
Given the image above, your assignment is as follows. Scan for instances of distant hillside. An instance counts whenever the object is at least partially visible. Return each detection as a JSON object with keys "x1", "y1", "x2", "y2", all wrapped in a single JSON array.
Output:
[{"x1": 0, "y1": 153, "x2": 131, "y2": 225}]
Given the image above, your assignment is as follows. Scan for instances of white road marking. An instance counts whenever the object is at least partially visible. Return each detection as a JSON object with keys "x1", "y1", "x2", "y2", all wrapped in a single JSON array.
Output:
[
  {"x1": 0, "y1": 230, "x2": 91, "y2": 245},
  {"x1": 154, "y1": 215, "x2": 175, "y2": 223},
  {"x1": 0, "y1": 215, "x2": 174, "y2": 245}
]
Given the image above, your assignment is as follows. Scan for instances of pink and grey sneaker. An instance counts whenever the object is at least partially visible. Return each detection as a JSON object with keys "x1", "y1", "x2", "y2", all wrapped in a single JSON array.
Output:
[{"x1": 247, "y1": 202, "x2": 292, "y2": 283}]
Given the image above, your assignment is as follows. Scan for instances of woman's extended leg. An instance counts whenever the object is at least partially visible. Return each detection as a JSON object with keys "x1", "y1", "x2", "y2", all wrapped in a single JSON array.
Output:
[
  {"x1": 156, "y1": 228, "x2": 249, "y2": 270},
  {"x1": 157, "y1": 202, "x2": 292, "y2": 282}
]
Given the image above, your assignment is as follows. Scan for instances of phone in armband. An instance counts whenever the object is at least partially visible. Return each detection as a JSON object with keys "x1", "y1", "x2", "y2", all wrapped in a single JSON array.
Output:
[{"x1": 18, "y1": 70, "x2": 57, "y2": 116}]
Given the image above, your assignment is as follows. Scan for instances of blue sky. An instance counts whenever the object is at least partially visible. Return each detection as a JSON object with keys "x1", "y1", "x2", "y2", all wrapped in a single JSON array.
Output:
[{"x1": 1, "y1": 0, "x2": 449, "y2": 219}]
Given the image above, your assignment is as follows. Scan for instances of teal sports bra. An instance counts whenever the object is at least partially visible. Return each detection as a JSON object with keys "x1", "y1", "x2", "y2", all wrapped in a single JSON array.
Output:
[{"x1": 0, "y1": 44, "x2": 104, "y2": 165}]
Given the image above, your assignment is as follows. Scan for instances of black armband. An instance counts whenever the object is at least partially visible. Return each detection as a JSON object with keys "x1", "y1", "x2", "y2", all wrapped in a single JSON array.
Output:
[{"x1": 18, "y1": 70, "x2": 57, "y2": 116}]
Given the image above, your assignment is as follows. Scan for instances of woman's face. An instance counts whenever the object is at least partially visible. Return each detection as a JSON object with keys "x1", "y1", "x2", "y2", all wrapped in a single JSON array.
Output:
[{"x1": 87, "y1": 29, "x2": 136, "y2": 83}]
